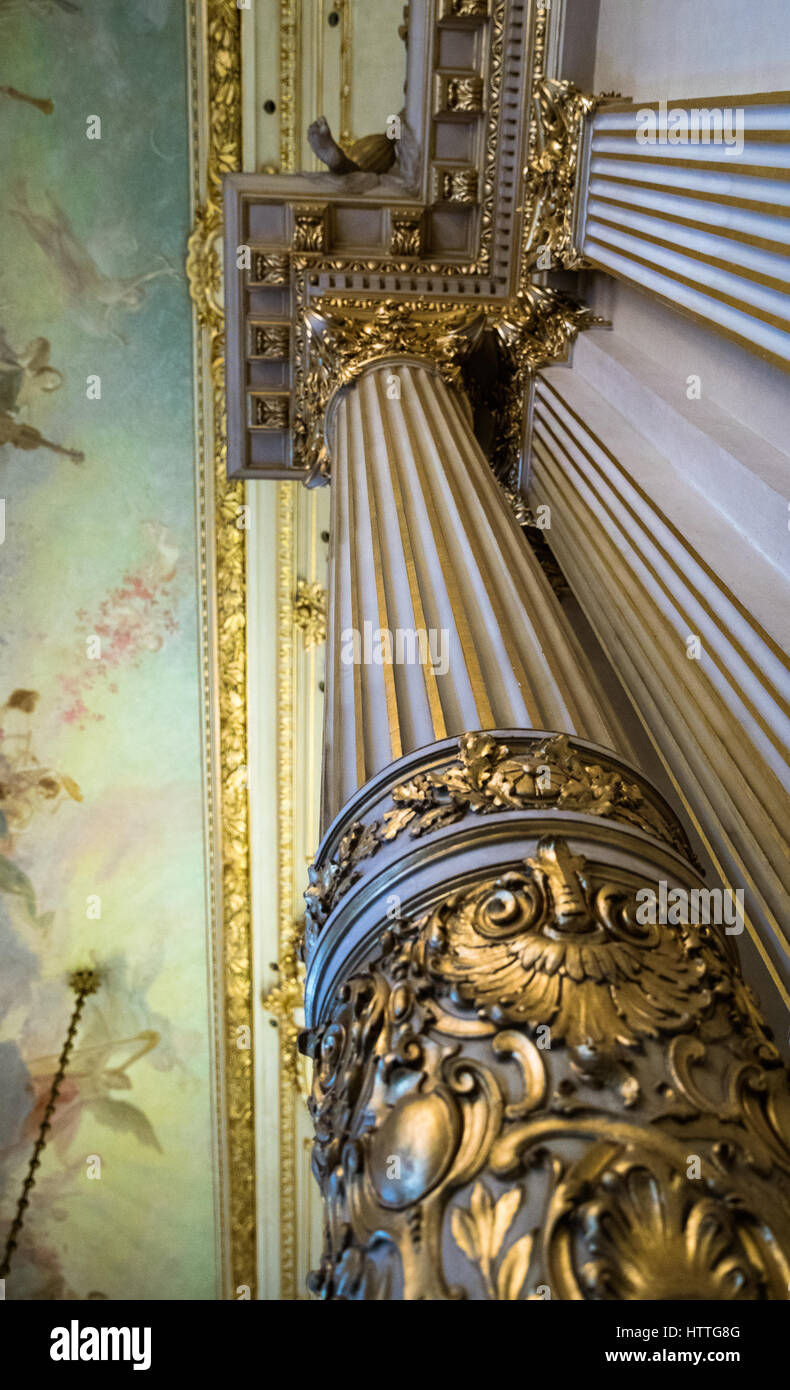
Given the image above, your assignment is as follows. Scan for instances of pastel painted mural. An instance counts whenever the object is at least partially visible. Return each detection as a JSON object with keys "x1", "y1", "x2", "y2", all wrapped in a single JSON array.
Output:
[{"x1": 0, "y1": 0, "x2": 218, "y2": 1298}]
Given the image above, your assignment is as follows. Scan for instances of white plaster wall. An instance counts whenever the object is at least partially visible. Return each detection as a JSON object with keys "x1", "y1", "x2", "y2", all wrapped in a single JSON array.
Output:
[
  {"x1": 585, "y1": 276, "x2": 790, "y2": 464},
  {"x1": 593, "y1": 0, "x2": 790, "y2": 99}
]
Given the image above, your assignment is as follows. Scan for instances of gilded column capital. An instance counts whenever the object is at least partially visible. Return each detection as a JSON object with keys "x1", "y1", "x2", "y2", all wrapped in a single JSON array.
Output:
[
  {"x1": 296, "y1": 297, "x2": 486, "y2": 482},
  {"x1": 481, "y1": 285, "x2": 606, "y2": 486}
]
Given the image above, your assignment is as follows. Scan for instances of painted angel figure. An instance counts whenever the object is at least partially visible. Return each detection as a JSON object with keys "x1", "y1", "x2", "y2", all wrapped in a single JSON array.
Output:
[
  {"x1": 10, "y1": 183, "x2": 179, "y2": 346},
  {"x1": 0, "y1": 327, "x2": 83, "y2": 461}
]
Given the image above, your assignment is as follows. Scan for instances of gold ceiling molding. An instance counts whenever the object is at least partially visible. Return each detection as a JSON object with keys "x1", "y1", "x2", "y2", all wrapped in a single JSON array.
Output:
[
  {"x1": 279, "y1": 0, "x2": 298, "y2": 173},
  {"x1": 187, "y1": 0, "x2": 256, "y2": 1298},
  {"x1": 274, "y1": 479, "x2": 299, "y2": 1300},
  {"x1": 188, "y1": 0, "x2": 311, "y2": 1299}
]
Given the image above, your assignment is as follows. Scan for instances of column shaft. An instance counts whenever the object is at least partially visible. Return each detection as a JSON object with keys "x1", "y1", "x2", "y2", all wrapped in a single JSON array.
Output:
[
  {"x1": 529, "y1": 340, "x2": 790, "y2": 996},
  {"x1": 322, "y1": 362, "x2": 620, "y2": 827},
  {"x1": 303, "y1": 326, "x2": 790, "y2": 1305}
]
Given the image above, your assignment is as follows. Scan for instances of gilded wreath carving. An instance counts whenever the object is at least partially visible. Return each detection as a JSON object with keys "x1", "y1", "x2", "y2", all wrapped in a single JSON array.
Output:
[{"x1": 304, "y1": 730, "x2": 695, "y2": 946}]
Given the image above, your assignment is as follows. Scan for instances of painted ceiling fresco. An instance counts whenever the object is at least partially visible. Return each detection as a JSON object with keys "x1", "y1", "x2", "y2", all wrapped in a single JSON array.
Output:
[{"x1": 0, "y1": 0, "x2": 219, "y2": 1298}]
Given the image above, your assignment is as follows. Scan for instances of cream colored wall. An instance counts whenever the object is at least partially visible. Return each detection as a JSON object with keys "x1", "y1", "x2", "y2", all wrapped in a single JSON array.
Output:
[
  {"x1": 243, "y1": 0, "x2": 407, "y2": 173},
  {"x1": 593, "y1": 0, "x2": 790, "y2": 98}
]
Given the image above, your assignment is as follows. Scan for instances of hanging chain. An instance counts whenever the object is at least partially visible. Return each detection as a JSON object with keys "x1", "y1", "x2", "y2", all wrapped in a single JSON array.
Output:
[{"x1": 0, "y1": 969, "x2": 100, "y2": 1280}]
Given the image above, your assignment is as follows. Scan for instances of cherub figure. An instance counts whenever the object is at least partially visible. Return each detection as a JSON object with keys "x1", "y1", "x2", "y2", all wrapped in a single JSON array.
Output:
[
  {"x1": 0, "y1": 327, "x2": 83, "y2": 461},
  {"x1": 9, "y1": 183, "x2": 178, "y2": 345}
]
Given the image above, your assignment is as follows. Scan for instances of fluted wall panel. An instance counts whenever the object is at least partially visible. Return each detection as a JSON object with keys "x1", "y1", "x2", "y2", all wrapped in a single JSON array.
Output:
[
  {"x1": 529, "y1": 360, "x2": 790, "y2": 993},
  {"x1": 581, "y1": 96, "x2": 790, "y2": 365}
]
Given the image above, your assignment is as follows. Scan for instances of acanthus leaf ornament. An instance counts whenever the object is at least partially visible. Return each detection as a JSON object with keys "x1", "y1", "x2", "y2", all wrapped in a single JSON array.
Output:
[
  {"x1": 295, "y1": 298, "x2": 486, "y2": 483},
  {"x1": 483, "y1": 287, "x2": 606, "y2": 486}
]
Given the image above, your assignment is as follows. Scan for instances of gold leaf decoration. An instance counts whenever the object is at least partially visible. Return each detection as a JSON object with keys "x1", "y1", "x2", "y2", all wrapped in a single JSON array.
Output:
[
  {"x1": 497, "y1": 1232, "x2": 534, "y2": 1302},
  {"x1": 187, "y1": 0, "x2": 256, "y2": 1298}
]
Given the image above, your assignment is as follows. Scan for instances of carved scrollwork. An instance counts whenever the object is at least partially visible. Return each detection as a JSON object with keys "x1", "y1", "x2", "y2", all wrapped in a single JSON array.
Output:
[
  {"x1": 303, "y1": 837, "x2": 790, "y2": 1300},
  {"x1": 293, "y1": 578, "x2": 327, "y2": 646},
  {"x1": 421, "y1": 838, "x2": 715, "y2": 1052},
  {"x1": 523, "y1": 78, "x2": 599, "y2": 272}
]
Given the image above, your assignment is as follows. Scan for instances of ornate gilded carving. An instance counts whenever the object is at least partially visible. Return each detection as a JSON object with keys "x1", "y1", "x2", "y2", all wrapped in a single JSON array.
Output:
[
  {"x1": 388, "y1": 207, "x2": 423, "y2": 258},
  {"x1": 423, "y1": 838, "x2": 712, "y2": 1051},
  {"x1": 275, "y1": 482, "x2": 299, "y2": 1299},
  {"x1": 494, "y1": 286, "x2": 600, "y2": 372},
  {"x1": 252, "y1": 324, "x2": 290, "y2": 358},
  {"x1": 262, "y1": 919, "x2": 309, "y2": 1102},
  {"x1": 279, "y1": 0, "x2": 298, "y2": 172},
  {"x1": 252, "y1": 394, "x2": 290, "y2": 428},
  {"x1": 304, "y1": 838, "x2": 790, "y2": 1300},
  {"x1": 442, "y1": 0, "x2": 489, "y2": 14},
  {"x1": 486, "y1": 286, "x2": 604, "y2": 485},
  {"x1": 559, "y1": 1152, "x2": 784, "y2": 1300},
  {"x1": 304, "y1": 731, "x2": 694, "y2": 943},
  {"x1": 434, "y1": 166, "x2": 479, "y2": 203},
  {"x1": 292, "y1": 204, "x2": 328, "y2": 252},
  {"x1": 251, "y1": 251, "x2": 291, "y2": 285},
  {"x1": 293, "y1": 579, "x2": 327, "y2": 647},
  {"x1": 438, "y1": 74, "x2": 484, "y2": 114},
  {"x1": 451, "y1": 1183, "x2": 537, "y2": 1300},
  {"x1": 523, "y1": 78, "x2": 598, "y2": 271},
  {"x1": 296, "y1": 298, "x2": 485, "y2": 480}
]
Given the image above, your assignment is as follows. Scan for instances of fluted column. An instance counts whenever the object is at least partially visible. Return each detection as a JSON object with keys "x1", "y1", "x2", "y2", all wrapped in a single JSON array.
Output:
[
  {"x1": 301, "y1": 302, "x2": 790, "y2": 1303},
  {"x1": 578, "y1": 94, "x2": 790, "y2": 366},
  {"x1": 322, "y1": 361, "x2": 619, "y2": 826}
]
